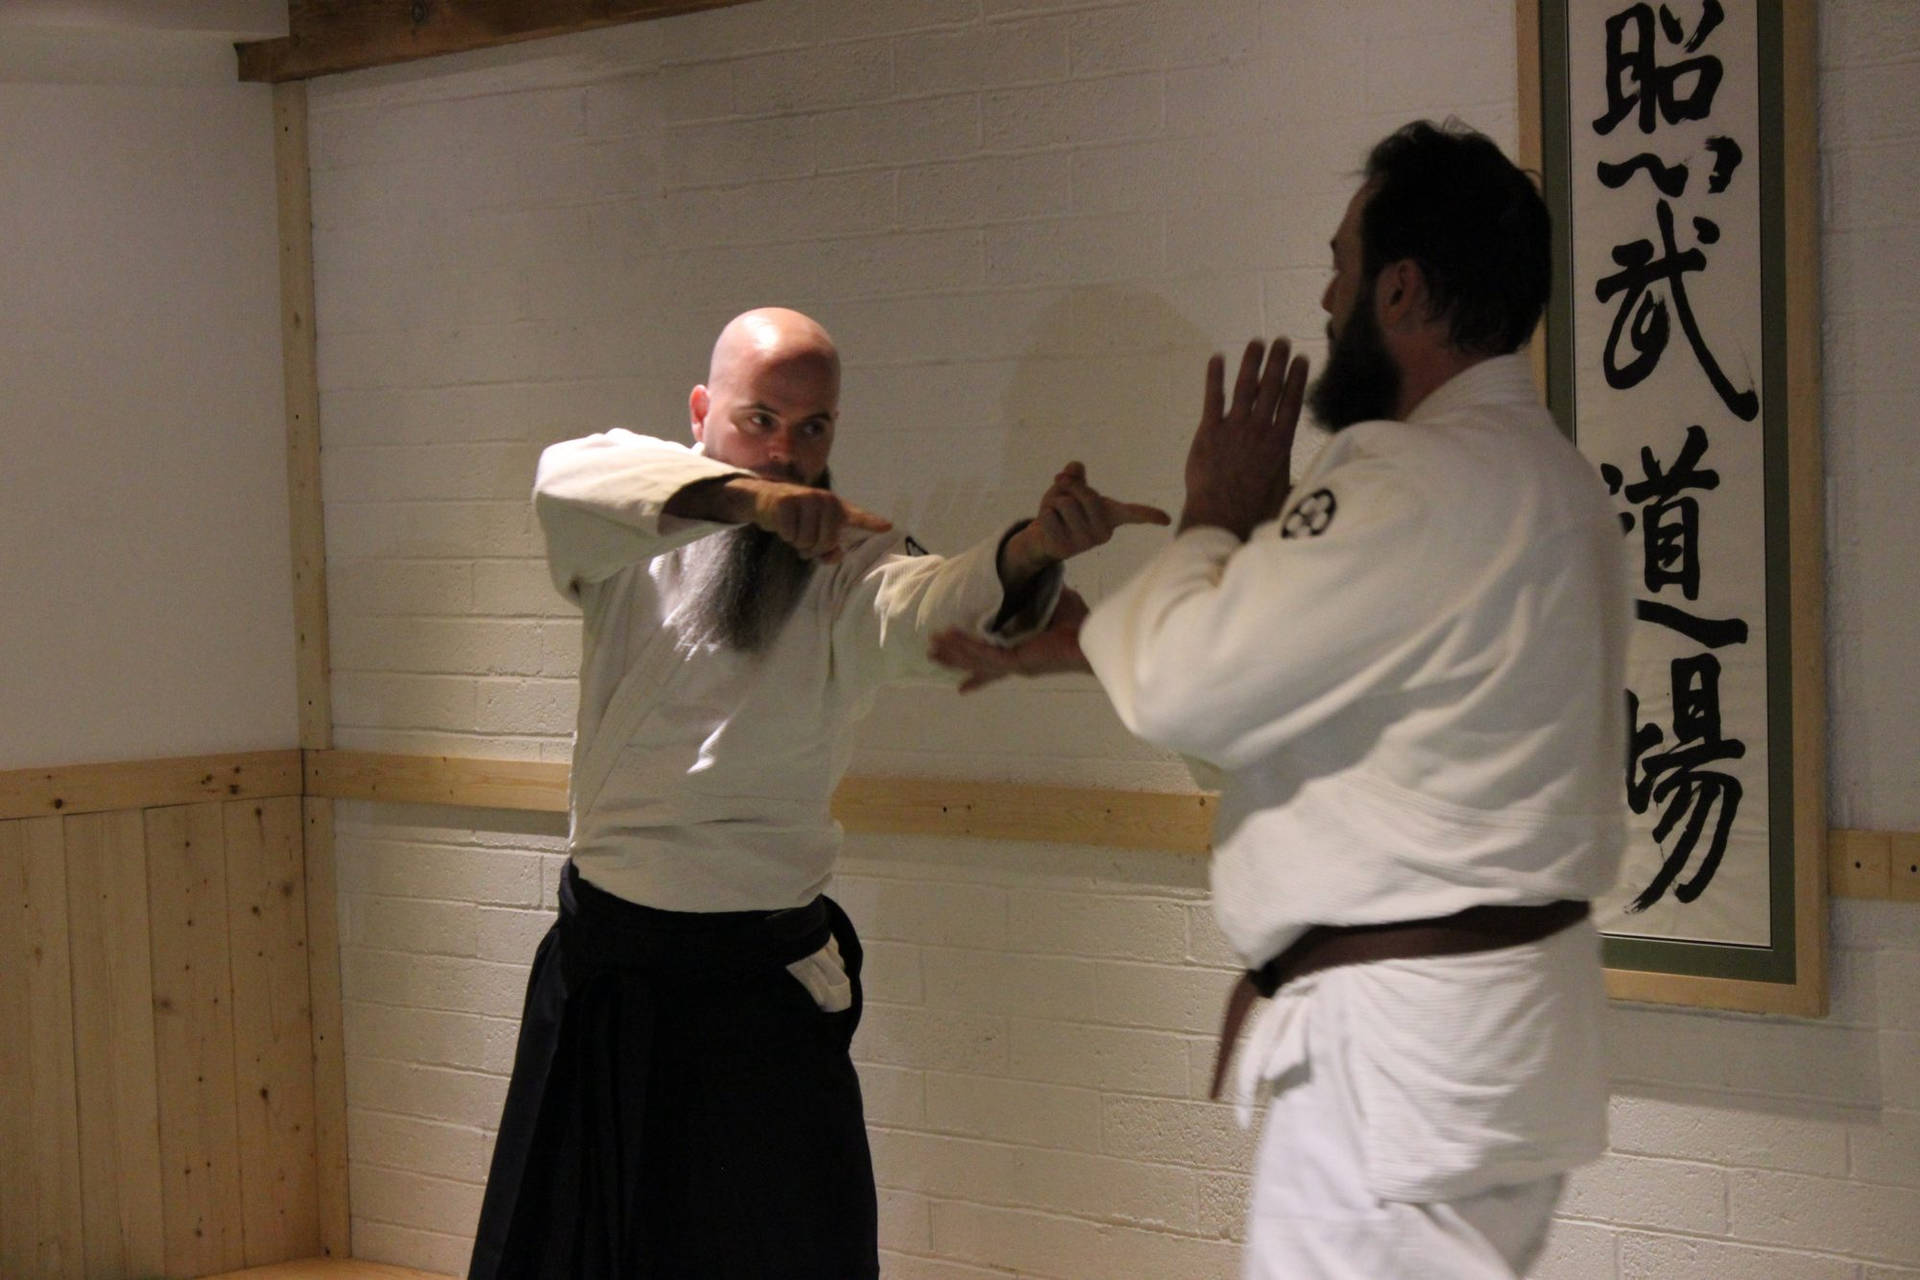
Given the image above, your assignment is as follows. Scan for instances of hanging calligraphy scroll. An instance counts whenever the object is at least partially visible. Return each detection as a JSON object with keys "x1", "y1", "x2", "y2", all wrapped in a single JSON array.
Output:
[{"x1": 1519, "y1": 0, "x2": 1826, "y2": 1014}]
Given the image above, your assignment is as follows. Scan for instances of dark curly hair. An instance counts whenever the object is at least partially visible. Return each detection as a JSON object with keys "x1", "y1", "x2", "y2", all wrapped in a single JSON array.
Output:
[{"x1": 1359, "y1": 120, "x2": 1552, "y2": 356}]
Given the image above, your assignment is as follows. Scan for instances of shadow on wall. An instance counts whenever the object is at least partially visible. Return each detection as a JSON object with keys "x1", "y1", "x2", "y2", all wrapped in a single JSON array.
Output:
[
  {"x1": 994, "y1": 285, "x2": 1332, "y2": 603},
  {"x1": 983, "y1": 286, "x2": 1211, "y2": 603}
]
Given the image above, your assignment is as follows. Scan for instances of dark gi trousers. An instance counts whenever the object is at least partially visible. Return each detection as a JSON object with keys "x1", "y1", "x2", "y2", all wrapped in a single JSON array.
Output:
[{"x1": 467, "y1": 861, "x2": 878, "y2": 1280}]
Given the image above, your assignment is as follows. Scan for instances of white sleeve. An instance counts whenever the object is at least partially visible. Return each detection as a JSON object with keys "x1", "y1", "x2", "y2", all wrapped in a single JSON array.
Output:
[
  {"x1": 532, "y1": 429, "x2": 750, "y2": 600},
  {"x1": 1078, "y1": 460, "x2": 1441, "y2": 770},
  {"x1": 830, "y1": 526, "x2": 1064, "y2": 689}
]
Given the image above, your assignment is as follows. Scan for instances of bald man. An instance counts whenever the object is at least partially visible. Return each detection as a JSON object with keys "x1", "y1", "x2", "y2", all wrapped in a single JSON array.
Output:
[{"x1": 467, "y1": 308, "x2": 1166, "y2": 1280}]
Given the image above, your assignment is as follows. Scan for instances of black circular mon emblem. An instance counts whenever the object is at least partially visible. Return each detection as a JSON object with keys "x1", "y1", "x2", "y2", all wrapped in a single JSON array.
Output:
[{"x1": 1281, "y1": 488, "x2": 1338, "y2": 539}]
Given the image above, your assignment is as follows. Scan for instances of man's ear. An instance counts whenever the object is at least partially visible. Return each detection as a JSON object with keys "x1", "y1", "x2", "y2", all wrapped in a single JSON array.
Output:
[
  {"x1": 689, "y1": 384, "x2": 710, "y2": 442},
  {"x1": 1374, "y1": 259, "x2": 1429, "y2": 333}
]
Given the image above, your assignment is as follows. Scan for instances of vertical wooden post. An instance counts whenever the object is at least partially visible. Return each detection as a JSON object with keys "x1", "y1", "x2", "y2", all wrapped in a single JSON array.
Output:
[
  {"x1": 273, "y1": 78, "x2": 351, "y2": 1260},
  {"x1": 275, "y1": 85, "x2": 331, "y2": 751}
]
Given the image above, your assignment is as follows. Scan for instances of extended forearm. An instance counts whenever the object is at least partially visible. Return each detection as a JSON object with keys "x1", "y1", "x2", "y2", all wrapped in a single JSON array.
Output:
[
  {"x1": 668, "y1": 474, "x2": 894, "y2": 562},
  {"x1": 663, "y1": 475, "x2": 759, "y2": 525}
]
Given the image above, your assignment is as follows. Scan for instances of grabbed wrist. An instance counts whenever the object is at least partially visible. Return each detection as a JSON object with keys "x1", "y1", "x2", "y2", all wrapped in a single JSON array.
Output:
[{"x1": 997, "y1": 523, "x2": 1055, "y2": 584}]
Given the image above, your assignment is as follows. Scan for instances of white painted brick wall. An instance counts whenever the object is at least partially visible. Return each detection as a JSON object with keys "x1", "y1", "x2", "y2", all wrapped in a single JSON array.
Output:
[{"x1": 307, "y1": 0, "x2": 1920, "y2": 1274}]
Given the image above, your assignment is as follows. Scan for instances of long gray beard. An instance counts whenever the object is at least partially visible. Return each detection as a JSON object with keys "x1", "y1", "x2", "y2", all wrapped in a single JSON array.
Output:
[{"x1": 672, "y1": 523, "x2": 817, "y2": 654}]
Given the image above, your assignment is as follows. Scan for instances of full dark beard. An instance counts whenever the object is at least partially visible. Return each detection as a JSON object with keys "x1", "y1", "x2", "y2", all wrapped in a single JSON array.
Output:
[
  {"x1": 674, "y1": 523, "x2": 818, "y2": 654},
  {"x1": 1307, "y1": 288, "x2": 1402, "y2": 430}
]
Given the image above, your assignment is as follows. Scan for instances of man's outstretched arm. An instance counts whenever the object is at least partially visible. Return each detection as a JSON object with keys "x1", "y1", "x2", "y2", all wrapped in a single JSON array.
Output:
[
  {"x1": 837, "y1": 464, "x2": 1163, "y2": 688},
  {"x1": 664, "y1": 475, "x2": 892, "y2": 563}
]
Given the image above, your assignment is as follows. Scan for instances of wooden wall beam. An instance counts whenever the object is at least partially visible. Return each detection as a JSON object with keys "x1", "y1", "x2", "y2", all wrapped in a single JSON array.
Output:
[
  {"x1": 303, "y1": 748, "x2": 1221, "y2": 851},
  {"x1": 8, "y1": 749, "x2": 1915, "y2": 903},
  {"x1": 236, "y1": 0, "x2": 755, "y2": 83},
  {"x1": 305, "y1": 748, "x2": 570, "y2": 813},
  {"x1": 0, "y1": 750, "x2": 304, "y2": 823},
  {"x1": 271, "y1": 79, "x2": 352, "y2": 1261},
  {"x1": 276, "y1": 82, "x2": 332, "y2": 755},
  {"x1": 305, "y1": 748, "x2": 1920, "y2": 907}
]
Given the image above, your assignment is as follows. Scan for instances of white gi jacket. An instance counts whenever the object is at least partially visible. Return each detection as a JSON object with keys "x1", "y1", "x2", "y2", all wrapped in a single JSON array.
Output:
[
  {"x1": 535, "y1": 429, "x2": 1059, "y2": 913},
  {"x1": 1080, "y1": 355, "x2": 1628, "y2": 1199}
]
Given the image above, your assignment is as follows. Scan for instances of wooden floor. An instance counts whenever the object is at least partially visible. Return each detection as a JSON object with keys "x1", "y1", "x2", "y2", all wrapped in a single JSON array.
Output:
[{"x1": 201, "y1": 1260, "x2": 453, "y2": 1280}]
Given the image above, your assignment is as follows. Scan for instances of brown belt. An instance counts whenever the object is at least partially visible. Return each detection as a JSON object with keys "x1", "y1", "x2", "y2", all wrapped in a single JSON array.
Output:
[{"x1": 1207, "y1": 899, "x2": 1590, "y2": 1100}]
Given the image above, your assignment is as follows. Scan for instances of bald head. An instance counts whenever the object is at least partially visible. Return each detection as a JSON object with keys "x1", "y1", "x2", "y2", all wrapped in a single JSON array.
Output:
[
  {"x1": 692, "y1": 307, "x2": 841, "y2": 485},
  {"x1": 707, "y1": 307, "x2": 840, "y2": 390}
]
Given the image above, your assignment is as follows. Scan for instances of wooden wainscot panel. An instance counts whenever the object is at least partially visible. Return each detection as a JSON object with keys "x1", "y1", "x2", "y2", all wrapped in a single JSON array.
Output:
[
  {"x1": 63, "y1": 809, "x2": 167, "y2": 1280},
  {"x1": 146, "y1": 804, "x2": 249, "y2": 1277},
  {"x1": 225, "y1": 797, "x2": 322, "y2": 1266},
  {"x1": 303, "y1": 799, "x2": 351, "y2": 1259},
  {"x1": 0, "y1": 816, "x2": 86, "y2": 1279}
]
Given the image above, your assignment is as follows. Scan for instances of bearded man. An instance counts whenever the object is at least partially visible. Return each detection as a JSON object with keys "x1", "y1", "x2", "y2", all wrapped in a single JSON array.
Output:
[
  {"x1": 466, "y1": 306, "x2": 1165, "y2": 1280},
  {"x1": 935, "y1": 121, "x2": 1628, "y2": 1279}
]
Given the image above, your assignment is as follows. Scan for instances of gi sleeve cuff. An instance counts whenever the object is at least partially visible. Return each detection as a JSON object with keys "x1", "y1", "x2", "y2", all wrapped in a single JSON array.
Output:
[{"x1": 989, "y1": 519, "x2": 1065, "y2": 639}]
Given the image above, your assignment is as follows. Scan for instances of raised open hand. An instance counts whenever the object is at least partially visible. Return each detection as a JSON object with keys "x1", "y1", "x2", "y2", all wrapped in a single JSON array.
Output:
[{"x1": 1181, "y1": 339, "x2": 1310, "y2": 539}]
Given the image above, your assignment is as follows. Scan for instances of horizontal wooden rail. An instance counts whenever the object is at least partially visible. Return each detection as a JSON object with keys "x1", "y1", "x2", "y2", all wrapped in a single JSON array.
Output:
[
  {"x1": 303, "y1": 749, "x2": 567, "y2": 814},
  {"x1": 7, "y1": 750, "x2": 1914, "y2": 902},
  {"x1": 0, "y1": 750, "x2": 303, "y2": 822},
  {"x1": 304, "y1": 749, "x2": 1217, "y2": 854},
  {"x1": 307, "y1": 750, "x2": 1920, "y2": 903}
]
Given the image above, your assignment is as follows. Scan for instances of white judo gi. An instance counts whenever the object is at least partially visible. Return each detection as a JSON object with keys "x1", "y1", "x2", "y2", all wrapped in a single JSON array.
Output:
[
  {"x1": 1080, "y1": 355, "x2": 1629, "y2": 1279},
  {"x1": 535, "y1": 428, "x2": 1059, "y2": 916}
]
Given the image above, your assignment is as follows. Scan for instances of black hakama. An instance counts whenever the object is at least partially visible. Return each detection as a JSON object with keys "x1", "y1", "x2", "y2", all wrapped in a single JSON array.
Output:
[{"x1": 468, "y1": 862, "x2": 878, "y2": 1280}]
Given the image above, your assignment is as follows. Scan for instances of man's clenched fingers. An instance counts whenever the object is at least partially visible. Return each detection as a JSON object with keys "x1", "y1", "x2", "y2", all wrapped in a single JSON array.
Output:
[{"x1": 764, "y1": 488, "x2": 894, "y2": 559}]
